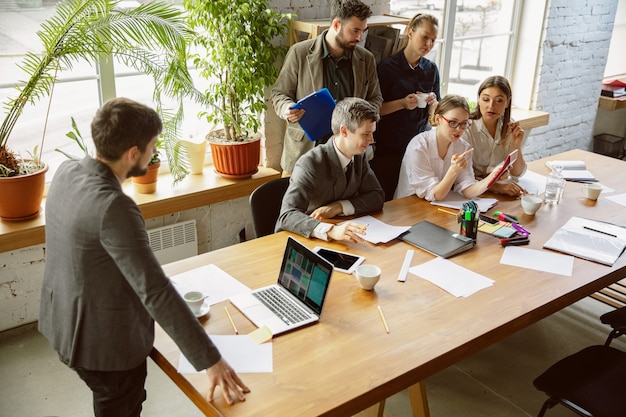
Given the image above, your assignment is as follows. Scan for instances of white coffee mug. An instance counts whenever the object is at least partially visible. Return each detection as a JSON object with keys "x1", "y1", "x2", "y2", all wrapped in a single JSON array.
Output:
[
  {"x1": 521, "y1": 195, "x2": 543, "y2": 215},
  {"x1": 415, "y1": 92, "x2": 428, "y2": 109},
  {"x1": 354, "y1": 264, "x2": 381, "y2": 290},
  {"x1": 582, "y1": 183, "x2": 602, "y2": 201},
  {"x1": 183, "y1": 291, "x2": 206, "y2": 314}
]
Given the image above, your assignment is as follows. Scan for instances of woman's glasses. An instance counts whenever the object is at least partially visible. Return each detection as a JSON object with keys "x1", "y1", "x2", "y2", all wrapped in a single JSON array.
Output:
[{"x1": 440, "y1": 115, "x2": 471, "y2": 130}]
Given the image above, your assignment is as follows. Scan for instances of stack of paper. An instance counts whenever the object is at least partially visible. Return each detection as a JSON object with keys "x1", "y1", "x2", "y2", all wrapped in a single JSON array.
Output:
[{"x1": 543, "y1": 217, "x2": 626, "y2": 266}]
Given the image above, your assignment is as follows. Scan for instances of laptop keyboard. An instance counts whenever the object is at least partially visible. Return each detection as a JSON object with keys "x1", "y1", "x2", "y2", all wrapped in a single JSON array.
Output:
[{"x1": 253, "y1": 287, "x2": 310, "y2": 325}]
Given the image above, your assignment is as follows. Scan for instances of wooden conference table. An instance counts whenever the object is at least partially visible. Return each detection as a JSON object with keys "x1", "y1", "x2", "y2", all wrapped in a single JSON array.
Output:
[{"x1": 152, "y1": 149, "x2": 626, "y2": 417}]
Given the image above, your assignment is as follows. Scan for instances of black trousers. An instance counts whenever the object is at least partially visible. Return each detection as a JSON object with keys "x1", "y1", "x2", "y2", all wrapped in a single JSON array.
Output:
[
  {"x1": 74, "y1": 359, "x2": 147, "y2": 417},
  {"x1": 369, "y1": 150, "x2": 404, "y2": 202}
]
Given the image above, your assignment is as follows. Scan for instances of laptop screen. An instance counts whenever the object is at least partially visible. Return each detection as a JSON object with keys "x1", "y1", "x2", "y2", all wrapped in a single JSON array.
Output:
[{"x1": 277, "y1": 237, "x2": 333, "y2": 315}]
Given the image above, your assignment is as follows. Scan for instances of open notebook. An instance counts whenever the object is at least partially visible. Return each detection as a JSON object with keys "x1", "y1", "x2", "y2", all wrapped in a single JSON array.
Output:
[
  {"x1": 229, "y1": 236, "x2": 334, "y2": 336},
  {"x1": 543, "y1": 217, "x2": 626, "y2": 266}
]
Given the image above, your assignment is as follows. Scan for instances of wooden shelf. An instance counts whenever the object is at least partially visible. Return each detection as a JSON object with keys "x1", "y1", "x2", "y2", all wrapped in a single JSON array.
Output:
[
  {"x1": 511, "y1": 107, "x2": 550, "y2": 130},
  {"x1": 288, "y1": 14, "x2": 411, "y2": 45},
  {"x1": 598, "y1": 95, "x2": 626, "y2": 111},
  {"x1": 0, "y1": 165, "x2": 280, "y2": 253}
]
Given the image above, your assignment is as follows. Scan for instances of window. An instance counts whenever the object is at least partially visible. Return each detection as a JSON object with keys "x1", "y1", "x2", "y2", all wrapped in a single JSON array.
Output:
[{"x1": 390, "y1": 0, "x2": 519, "y2": 101}]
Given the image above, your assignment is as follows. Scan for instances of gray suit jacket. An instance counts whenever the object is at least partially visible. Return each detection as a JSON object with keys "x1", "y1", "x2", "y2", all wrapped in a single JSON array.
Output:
[
  {"x1": 271, "y1": 33, "x2": 383, "y2": 173},
  {"x1": 275, "y1": 140, "x2": 384, "y2": 237},
  {"x1": 39, "y1": 157, "x2": 220, "y2": 371}
]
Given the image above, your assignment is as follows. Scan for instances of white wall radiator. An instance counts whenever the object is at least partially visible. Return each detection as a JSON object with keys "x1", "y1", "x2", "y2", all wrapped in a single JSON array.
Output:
[{"x1": 147, "y1": 219, "x2": 198, "y2": 265}]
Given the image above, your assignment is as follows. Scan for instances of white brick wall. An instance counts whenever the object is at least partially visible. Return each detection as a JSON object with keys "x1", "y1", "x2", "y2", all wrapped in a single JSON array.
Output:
[{"x1": 524, "y1": 0, "x2": 619, "y2": 162}]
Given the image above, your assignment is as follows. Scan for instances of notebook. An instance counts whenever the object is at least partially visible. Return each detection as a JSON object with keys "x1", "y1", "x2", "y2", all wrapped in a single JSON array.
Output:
[
  {"x1": 290, "y1": 88, "x2": 336, "y2": 142},
  {"x1": 400, "y1": 220, "x2": 476, "y2": 258},
  {"x1": 229, "y1": 236, "x2": 334, "y2": 336}
]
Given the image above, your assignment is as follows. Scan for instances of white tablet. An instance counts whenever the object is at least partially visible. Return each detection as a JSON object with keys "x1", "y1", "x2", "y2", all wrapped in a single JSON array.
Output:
[{"x1": 313, "y1": 246, "x2": 365, "y2": 274}]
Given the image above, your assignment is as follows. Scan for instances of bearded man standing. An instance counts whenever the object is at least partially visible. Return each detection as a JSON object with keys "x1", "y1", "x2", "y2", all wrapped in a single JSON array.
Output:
[{"x1": 271, "y1": 0, "x2": 382, "y2": 175}]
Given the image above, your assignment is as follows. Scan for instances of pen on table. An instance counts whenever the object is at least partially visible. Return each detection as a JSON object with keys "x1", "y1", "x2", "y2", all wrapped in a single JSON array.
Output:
[
  {"x1": 377, "y1": 305, "x2": 390, "y2": 334},
  {"x1": 494, "y1": 211, "x2": 518, "y2": 223},
  {"x1": 500, "y1": 236, "x2": 531, "y2": 244},
  {"x1": 583, "y1": 226, "x2": 617, "y2": 238},
  {"x1": 224, "y1": 306, "x2": 238, "y2": 334},
  {"x1": 438, "y1": 207, "x2": 458, "y2": 216},
  {"x1": 511, "y1": 223, "x2": 530, "y2": 236},
  {"x1": 501, "y1": 239, "x2": 530, "y2": 247}
]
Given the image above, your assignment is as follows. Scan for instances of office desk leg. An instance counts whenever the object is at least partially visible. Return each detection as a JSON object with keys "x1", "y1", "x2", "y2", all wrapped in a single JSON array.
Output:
[
  {"x1": 408, "y1": 381, "x2": 431, "y2": 417},
  {"x1": 353, "y1": 400, "x2": 385, "y2": 417}
]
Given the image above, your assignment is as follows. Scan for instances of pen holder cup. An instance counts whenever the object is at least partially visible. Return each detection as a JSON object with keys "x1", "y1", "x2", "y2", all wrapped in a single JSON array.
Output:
[{"x1": 460, "y1": 218, "x2": 479, "y2": 240}]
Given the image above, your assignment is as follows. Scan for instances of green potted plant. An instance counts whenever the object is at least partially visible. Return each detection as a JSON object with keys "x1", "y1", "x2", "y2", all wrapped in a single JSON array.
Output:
[
  {"x1": 0, "y1": 0, "x2": 204, "y2": 220},
  {"x1": 183, "y1": 0, "x2": 292, "y2": 179}
]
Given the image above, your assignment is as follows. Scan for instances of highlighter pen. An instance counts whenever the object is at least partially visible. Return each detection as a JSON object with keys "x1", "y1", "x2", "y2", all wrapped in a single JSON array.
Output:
[
  {"x1": 500, "y1": 236, "x2": 531, "y2": 244},
  {"x1": 494, "y1": 211, "x2": 519, "y2": 223},
  {"x1": 511, "y1": 223, "x2": 530, "y2": 236},
  {"x1": 501, "y1": 239, "x2": 530, "y2": 247}
]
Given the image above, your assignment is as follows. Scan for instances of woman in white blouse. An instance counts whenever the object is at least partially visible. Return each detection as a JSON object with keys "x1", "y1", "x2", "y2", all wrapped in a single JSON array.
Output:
[
  {"x1": 395, "y1": 95, "x2": 500, "y2": 201},
  {"x1": 464, "y1": 76, "x2": 526, "y2": 197}
]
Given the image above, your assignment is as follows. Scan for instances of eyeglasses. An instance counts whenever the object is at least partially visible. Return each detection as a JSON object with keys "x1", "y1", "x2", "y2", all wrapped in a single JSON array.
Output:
[{"x1": 439, "y1": 115, "x2": 471, "y2": 130}]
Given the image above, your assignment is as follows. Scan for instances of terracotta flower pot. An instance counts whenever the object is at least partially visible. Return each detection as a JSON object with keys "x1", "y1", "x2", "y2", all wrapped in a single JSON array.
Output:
[
  {"x1": 132, "y1": 161, "x2": 160, "y2": 194},
  {"x1": 209, "y1": 137, "x2": 261, "y2": 179},
  {"x1": 0, "y1": 162, "x2": 48, "y2": 221}
]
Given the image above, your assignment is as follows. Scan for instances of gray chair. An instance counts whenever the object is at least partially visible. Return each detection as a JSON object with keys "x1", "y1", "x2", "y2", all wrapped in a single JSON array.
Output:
[{"x1": 249, "y1": 177, "x2": 290, "y2": 239}]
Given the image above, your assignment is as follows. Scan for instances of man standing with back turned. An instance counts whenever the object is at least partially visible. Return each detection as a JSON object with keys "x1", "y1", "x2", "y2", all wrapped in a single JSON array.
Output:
[
  {"x1": 39, "y1": 97, "x2": 249, "y2": 417},
  {"x1": 271, "y1": 0, "x2": 382, "y2": 174}
]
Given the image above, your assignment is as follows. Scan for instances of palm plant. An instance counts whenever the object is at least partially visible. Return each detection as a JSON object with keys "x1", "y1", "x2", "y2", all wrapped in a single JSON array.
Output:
[{"x1": 0, "y1": 0, "x2": 205, "y2": 182}]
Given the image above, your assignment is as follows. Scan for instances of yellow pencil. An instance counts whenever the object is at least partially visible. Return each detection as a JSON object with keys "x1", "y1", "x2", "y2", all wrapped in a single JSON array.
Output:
[
  {"x1": 377, "y1": 305, "x2": 390, "y2": 334},
  {"x1": 438, "y1": 207, "x2": 458, "y2": 216},
  {"x1": 224, "y1": 306, "x2": 238, "y2": 334}
]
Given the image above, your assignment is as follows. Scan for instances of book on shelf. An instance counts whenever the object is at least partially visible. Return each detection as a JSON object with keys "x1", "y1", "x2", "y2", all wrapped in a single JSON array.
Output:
[
  {"x1": 601, "y1": 85, "x2": 626, "y2": 98},
  {"x1": 545, "y1": 160, "x2": 597, "y2": 182},
  {"x1": 543, "y1": 216, "x2": 626, "y2": 266}
]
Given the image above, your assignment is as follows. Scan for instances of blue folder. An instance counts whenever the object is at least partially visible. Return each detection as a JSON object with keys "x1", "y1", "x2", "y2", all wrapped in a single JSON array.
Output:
[{"x1": 290, "y1": 88, "x2": 336, "y2": 142}]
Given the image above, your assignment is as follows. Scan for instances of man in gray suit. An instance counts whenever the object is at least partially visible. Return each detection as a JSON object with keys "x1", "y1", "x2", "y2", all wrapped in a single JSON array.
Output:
[
  {"x1": 39, "y1": 98, "x2": 249, "y2": 416},
  {"x1": 270, "y1": 0, "x2": 383, "y2": 174},
  {"x1": 276, "y1": 98, "x2": 384, "y2": 242}
]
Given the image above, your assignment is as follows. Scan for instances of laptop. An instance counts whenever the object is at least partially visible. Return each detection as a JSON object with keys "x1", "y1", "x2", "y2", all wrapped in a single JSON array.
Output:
[{"x1": 229, "y1": 236, "x2": 334, "y2": 336}]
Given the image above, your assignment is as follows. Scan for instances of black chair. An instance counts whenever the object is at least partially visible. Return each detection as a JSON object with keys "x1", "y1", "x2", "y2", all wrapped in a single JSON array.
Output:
[
  {"x1": 249, "y1": 177, "x2": 290, "y2": 239},
  {"x1": 533, "y1": 345, "x2": 626, "y2": 417},
  {"x1": 600, "y1": 306, "x2": 626, "y2": 346}
]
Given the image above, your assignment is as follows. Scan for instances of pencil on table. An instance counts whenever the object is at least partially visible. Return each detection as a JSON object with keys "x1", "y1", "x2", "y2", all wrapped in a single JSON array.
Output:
[
  {"x1": 224, "y1": 306, "x2": 238, "y2": 334},
  {"x1": 377, "y1": 305, "x2": 390, "y2": 334},
  {"x1": 438, "y1": 207, "x2": 458, "y2": 216}
]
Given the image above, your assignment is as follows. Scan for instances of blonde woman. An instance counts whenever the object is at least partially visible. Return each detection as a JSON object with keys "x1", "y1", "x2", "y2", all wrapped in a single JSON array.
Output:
[
  {"x1": 370, "y1": 13, "x2": 441, "y2": 201},
  {"x1": 395, "y1": 95, "x2": 500, "y2": 201}
]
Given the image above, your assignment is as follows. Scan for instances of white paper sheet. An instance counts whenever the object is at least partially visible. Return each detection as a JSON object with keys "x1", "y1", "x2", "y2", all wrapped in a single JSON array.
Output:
[
  {"x1": 340, "y1": 215, "x2": 411, "y2": 244},
  {"x1": 606, "y1": 192, "x2": 626, "y2": 207},
  {"x1": 499, "y1": 247, "x2": 574, "y2": 276},
  {"x1": 517, "y1": 170, "x2": 548, "y2": 195},
  {"x1": 178, "y1": 335, "x2": 273, "y2": 374},
  {"x1": 429, "y1": 196, "x2": 499, "y2": 213},
  {"x1": 170, "y1": 264, "x2": 251, "y2": 306},
  {"x1": 409, "y1": 257, "x2": 494, "y2": 297}
]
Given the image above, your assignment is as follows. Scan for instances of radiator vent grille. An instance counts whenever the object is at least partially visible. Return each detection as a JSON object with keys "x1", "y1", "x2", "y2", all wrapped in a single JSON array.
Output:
[{"x1": 147, "y1": 220, "x2": 198, "y2": 265}]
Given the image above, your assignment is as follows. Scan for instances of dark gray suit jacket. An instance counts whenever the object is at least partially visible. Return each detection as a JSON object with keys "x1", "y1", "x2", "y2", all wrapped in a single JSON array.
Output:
[
  {"x1": 275, "y1": 140, "x2": 384, "y2": 237},
  {"x1": 39, "y1": 157, "x2": 220, "y2": 371}
]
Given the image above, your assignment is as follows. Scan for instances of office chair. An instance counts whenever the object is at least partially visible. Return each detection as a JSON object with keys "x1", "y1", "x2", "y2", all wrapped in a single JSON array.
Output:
[
  {"x1": 533, "y1": 306, "x2": 626, "y2": 417},
  {"x1": 600, "y1": 305, "x2": 626, "y2": 346},
  {"x1": 249, "y1": 177, "x2": 290, "y2": 239},
  {"x1": 533, "y1": 344, "x2": 626, "y2": 417}
]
